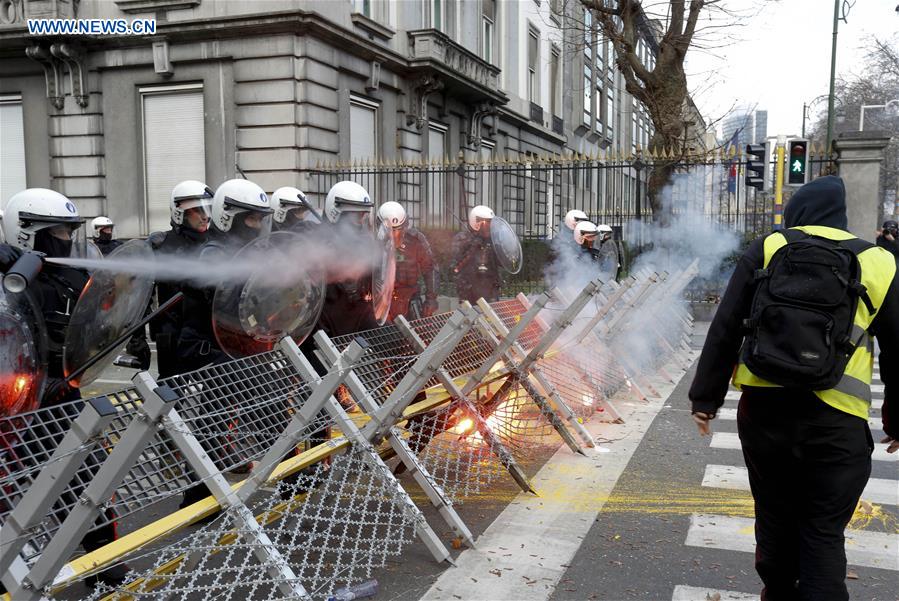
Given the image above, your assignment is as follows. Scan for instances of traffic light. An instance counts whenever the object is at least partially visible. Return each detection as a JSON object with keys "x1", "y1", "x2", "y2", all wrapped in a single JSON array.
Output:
[
  {"x1": 787, "y1": 139, "x2": 808, "y2": 185},
  {"x1": 745, "y1": 143, "x2": 767, "y2": 191}
]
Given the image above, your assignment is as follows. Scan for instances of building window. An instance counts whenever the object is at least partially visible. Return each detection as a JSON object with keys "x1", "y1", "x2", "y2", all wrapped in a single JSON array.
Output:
[
  {"x1": 427, "y1": 122, "x2": 448, "y2": 224},
  {"x1": 350, "y1": 95, "x2": 379, "y2": 162},
  {"x1": 431, "y1": 0, "x2": 443, "y2": 31},
  {"x1": 550, "y1": 0, "x2": 562, "y2": 20},
  {"x1": 0, "y1": 94, "x2": 27, "y2": 210},
  {"x1": 141, "y1": 84, "x2": 205, "y2": 234},
  {"x1": 528, "y1": 26, "x2": 540, "y2": 105},
  {"x1": 359, "y1": 0, "x2": 371, "y2": 17},
  {"x1": 482, "y1": 0, "x2": 495, "y2": 63},
  {"x1": 606, "y1": 87, "x2": 614, "y2": 137},
  {"x1": 583, "y1": 64, "x2": 591, "y2": 126},
  {"x1": 550, "y1": 46, "x2": 561, "y2": 118}
]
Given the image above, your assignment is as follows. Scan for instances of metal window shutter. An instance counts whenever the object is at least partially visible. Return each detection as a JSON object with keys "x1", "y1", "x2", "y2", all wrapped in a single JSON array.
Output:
[
  {"x1": 0, "y1": 101, "x2": 27, "y2": 210},
  {"x1": 350, "y1": 103, "x2": 376, "y2": 162},
  {"x1": 143, "y1": 91, "x2": 205, "y2": 233}
]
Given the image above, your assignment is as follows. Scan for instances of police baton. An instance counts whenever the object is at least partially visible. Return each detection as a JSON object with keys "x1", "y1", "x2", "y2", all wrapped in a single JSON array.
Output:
[{"x1": 63, "y1": 292, "x2": 184, "y2": 384}]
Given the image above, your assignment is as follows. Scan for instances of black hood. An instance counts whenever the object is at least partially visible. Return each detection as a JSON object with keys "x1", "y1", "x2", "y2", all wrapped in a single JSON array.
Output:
[{"x1": 783, "y1": 175, "x2": 848, "y2": 230}]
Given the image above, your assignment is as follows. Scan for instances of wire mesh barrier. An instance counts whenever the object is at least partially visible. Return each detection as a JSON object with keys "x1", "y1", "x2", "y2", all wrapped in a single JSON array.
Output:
[
  {"x1": 1, "y1": 267, "x2": 698, "y2": 600},
  {"x1": 86, "y1": 447, "x2": 419, "y2": 601}
]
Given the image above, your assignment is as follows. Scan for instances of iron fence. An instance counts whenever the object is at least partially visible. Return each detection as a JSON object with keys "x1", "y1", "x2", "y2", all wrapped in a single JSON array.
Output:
[{"x1": 309, "y1": 150, "x2": 834, "y2": 296}]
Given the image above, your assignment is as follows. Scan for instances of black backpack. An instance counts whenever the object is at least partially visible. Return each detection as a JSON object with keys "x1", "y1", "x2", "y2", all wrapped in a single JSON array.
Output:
[{"x1": 741, "y1": 229, "x2": 876, "y2": 390}]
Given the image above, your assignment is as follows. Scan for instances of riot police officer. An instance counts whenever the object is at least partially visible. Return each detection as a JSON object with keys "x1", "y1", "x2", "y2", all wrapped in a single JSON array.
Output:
[
  {"x1": 90, "y1": 216, "x2": 123, "y2": 256},
  {"x1": 0, "y1": 188, "x2": 129, "y2": 588},
  {"x1": 451, "y1": 205, "x2": 502, "y2": 304},
  {"x1": 563, "y1": 209, "x2": 589, "y2": 247},
  {"x1": 573, "y1": 220, "x2": 601, "y2": 263},
  {"x1": 377, "y1": 201, "x2": 438, "y2": 320},
  {"x1": 176, "y1": 179, "x2": 273, "y2": 373},
  {"x1": 147, "y1": 180, "x2": 215, "y2": 378},
  {"x1": 272, "y1": 186, "x2": 320, "y2": 234},
  {"x1": 314, "y1": 180, "x2": 381, "y2": 337}
]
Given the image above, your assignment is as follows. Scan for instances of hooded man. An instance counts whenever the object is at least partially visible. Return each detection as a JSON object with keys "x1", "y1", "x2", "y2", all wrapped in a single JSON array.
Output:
[{"x1": 689, "y1": 176, "x2": 898, "y2": 601}]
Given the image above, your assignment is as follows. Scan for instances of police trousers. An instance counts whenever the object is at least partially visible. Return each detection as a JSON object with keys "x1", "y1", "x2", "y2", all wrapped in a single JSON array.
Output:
[{"x1": 736, "y1": 388, "x2": 874, "y2": 601}]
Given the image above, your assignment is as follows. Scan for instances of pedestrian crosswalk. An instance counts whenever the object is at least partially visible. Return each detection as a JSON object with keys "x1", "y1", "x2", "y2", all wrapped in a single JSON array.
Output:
[
  {"x1": 672, "y1": 368, "x2": 897, "y2": 600},
  {"x1": 701, "y1": 464, "x2": 899, "y2": 506},
  {"x1": 709, "y1": 431, "x2": 899, "y2": 461}
]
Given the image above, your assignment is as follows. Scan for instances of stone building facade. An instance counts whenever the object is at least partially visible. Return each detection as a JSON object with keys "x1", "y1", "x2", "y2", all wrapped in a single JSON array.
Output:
[{"x1": 0, "y1": 0, "x2": 705, "y2": 238}]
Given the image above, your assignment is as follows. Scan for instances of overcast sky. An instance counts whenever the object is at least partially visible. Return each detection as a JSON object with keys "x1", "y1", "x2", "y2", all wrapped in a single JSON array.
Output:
[{"x1": 684, "y1": 0, "x2": 899, "y2": 139}]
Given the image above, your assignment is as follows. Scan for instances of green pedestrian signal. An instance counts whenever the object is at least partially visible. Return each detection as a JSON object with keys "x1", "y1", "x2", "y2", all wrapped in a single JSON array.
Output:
[{"x1": 788, "y1": 140, "x2": 808, "y2": 185}]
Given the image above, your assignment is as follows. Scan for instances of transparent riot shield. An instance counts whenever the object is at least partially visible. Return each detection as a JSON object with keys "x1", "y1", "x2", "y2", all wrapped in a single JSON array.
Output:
[
  {"x1": 213, "y1": 231, "x2": 326, "y2": 358},
  {"x1": 490, "y1": 216, "x2": 523, "y2": 274},
  {"x1": 0, "y1": 287, "x2": 47, "y2": 416},
  {"x1": 63, "y1": 240, "x2": 155, "y2": 387},
  {"x1": 372, "y1": 224, "x2": 397, "y2": 325}
]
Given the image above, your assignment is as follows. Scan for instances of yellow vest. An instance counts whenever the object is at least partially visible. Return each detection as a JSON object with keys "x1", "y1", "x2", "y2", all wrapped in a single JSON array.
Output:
[{"x1": 733, "y1": 225, "x2": 896, "y2": 420}]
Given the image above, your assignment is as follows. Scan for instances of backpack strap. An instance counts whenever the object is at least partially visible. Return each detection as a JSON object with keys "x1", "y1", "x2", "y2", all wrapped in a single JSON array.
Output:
[
  {"x1": 779, "y1": 228, "x2": 810, "y2": 243},
  {"x1": 837, "y1": 237, "x2": 878, "y2": 316},
  {"x1": 839, "y1": 237, "x2": 875, "y2": 255}
]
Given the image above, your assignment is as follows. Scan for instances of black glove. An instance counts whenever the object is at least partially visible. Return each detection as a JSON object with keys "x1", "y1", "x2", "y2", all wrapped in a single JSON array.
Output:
[
  {"x1": 126, "y1": 335, "x2": 152, "y2": 370},
  {"x1": 0, "y1": 244, "x2": 22, "y2": 272}
]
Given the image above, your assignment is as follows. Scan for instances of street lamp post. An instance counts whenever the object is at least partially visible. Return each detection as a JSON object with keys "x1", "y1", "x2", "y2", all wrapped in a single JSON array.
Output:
[
  {"x1": 860, "y1": 100, "x2": 899, "y2": 131},
  {"x1": 826, "y1": 0, "x2": 853, "y2": 154}
]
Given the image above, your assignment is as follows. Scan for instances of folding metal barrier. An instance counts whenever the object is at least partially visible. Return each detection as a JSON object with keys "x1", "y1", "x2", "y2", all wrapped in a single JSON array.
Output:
[{"x1": 0, "y1": 266, "x2": 698, "y2": 600}]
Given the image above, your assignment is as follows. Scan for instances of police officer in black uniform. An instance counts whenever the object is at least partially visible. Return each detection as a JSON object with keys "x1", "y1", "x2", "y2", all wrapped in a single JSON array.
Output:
[
  {"x1": 272, "y1": 186, "x2": 321, "y2": 234},
  {"x1": 90, "y1": 216, "x2": 123, "y2": 256},
  {"x1": 0, "y1": 188, "x2": 129, "y2": 588},
  {"x1": 451, "y1": 205, "x2": 502, "y2": 304},
  {"x1": 314, "y1": 180, "x2": 381, "y2": 337},
  {"x1": 147, "y1": 180, "x2": 215, "y2": 378},
  {"x1": 377, "y1": 201, "x2": 438, "y2": 321}
]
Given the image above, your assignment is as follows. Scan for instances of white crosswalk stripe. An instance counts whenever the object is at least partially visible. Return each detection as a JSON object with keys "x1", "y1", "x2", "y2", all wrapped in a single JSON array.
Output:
[
  {"x1": 701, "y1": 464, "x2": 899, "y2": 506},
  {"x1": 725, "y1": 390, "x2": 741, "y2": 401},
  {"x1": 685, "y1": 513, "x2": 899, "y2": 571},
  {"x1": 671, "y1": 585, "x2": 759, "y2": 601},
  {"x1": 711, "y1": 431, "x2": 898, "y2": 462}
]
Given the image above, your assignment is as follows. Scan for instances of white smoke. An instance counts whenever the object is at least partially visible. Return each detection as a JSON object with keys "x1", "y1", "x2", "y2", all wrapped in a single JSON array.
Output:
[
  {"x1": 544, "y1": 167, "x2": 742, "y2": 385},
  {"x1": 48, "y1": 227, "x2": 382, "y2": 290}
]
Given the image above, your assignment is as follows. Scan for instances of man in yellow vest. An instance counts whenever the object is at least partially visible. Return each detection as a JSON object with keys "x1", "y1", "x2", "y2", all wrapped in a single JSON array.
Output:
[{"x1": 689, "y1": 176, "x2": 898, "y2": 601}]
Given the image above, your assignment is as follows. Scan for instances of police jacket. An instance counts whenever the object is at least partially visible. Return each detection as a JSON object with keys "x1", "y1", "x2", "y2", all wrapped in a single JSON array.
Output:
[
  {"x1": 29, "y1": 264, "x2": 90, "y2": 380},
  {"x1": 689, "y1": 177, "x2": 898, "y2": 439},
  {"x1": 313, "y1": 221, "x2": 380, "y2": 338},
  {"x1": 395, "y1": 227, "x2": 438, "y2": 299},
  {"x1": 148, "y1": 225, "x2": 207, "y2": 341},
  {"x1": 451, "y1": 229, "x2": 502, "y2": 297},
  {"x1": 175, "y1": 230, "x2": 243, "y2": 371},
  {"x1": 94, "y1": 237, "x2": 123, "y2": 256}
]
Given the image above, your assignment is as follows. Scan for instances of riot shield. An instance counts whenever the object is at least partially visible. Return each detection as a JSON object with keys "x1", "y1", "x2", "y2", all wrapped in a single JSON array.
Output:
[
  {"x1": 0, "y1": 288, "x2": 47, "y2": 416},
  {"x1": 372, "y1": 224, "x2": 396, "y2": 325},
  {"x1": 491, "y1": 216, "x2": 523, "y2": 274},
  {"x1": 213, "y1": 231, "x2": 326, "y2": 358},
  {"x1": 63, "y1": 240, "x2": 155, "y2": 387}
]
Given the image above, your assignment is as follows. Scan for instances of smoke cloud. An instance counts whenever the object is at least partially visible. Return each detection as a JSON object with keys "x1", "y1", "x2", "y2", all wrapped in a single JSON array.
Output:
[{"x1": 47, "y1": 225, "x2": 384, "y2": 290}]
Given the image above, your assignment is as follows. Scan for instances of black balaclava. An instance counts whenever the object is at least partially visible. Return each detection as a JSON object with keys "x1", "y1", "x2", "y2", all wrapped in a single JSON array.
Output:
[
  {"x1": 783, "y1": 175, "x2": 849, "y2": 230},
  {"x1": 96, "y1": 229, "x2": 113, "y2": 242},
  {"x1": 229, "y1": 212, "x2": 263, "y2": 245},
  {"x1": 34, "y1": 228, "x2": 73, "y2": 258}
]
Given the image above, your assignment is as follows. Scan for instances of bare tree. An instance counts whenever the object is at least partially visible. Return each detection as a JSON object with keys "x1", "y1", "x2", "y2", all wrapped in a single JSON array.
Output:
[{"x1": 573, "y1": 0, "x2": 746, "y2": 223}]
